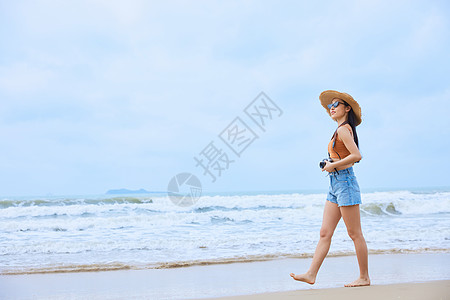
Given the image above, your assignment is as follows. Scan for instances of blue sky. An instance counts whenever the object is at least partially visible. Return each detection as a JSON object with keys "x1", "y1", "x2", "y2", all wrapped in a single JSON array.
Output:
[{"x1": 1, "y1": 0, "x2": 449, "y2": 196}]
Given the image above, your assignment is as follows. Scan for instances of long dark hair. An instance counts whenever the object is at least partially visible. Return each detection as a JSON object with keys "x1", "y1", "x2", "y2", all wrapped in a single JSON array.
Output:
[{"x1": 342, "y1": 100, "x2": 359, "y2": 149}]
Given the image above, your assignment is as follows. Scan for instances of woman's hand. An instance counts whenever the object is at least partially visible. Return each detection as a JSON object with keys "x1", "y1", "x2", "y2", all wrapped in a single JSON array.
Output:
[{"x1": 321, "y1": 160, "x2": 335, "y2": 173}]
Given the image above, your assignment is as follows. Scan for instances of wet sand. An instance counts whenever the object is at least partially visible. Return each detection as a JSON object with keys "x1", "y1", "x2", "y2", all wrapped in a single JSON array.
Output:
[{"x1": 1, "y1": 252, "x2": 449, "y2": 299}]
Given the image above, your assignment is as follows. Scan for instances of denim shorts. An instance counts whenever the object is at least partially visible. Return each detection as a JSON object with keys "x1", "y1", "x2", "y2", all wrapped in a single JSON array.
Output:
[{"x1": 326, "y1": 166, "x2": 362, "y2": 207}]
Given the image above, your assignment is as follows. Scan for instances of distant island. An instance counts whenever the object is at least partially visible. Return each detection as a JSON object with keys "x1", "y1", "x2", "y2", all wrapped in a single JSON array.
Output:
[{"x1": 106, "y1": 188, "x2": 164, "y2": 195}]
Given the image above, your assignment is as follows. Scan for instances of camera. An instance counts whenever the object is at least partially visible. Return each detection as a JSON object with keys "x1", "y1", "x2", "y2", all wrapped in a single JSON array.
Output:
[{"x1": 319, "y1": 158, "x2": 333, "y2": 169}]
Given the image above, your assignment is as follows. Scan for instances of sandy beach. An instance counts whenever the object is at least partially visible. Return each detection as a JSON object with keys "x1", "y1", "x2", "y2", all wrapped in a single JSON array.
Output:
[
  {"x1": 1, "y1": 252, "x2": 449, "y2": 299},
  {"x1": 201, "y1": 280, "x2": 450, "y2": 300}
]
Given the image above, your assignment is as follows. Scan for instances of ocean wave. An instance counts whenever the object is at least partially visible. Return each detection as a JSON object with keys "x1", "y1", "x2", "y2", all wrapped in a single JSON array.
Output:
[
  {"x1": 361, "y1": 191, "x2": 450, "y2": 215},
  {"x1": 2, "y1": 191, "x2": 449, "y2": 215},
  {"x1": 1, "y1": 193, "x2": 449, "y2": 231},
  {"x1": 0, "y1": 197, "x2": 153, "y2": 208},
  {"x1": 192, "y1": 191, "x2": 450, "y2": 216},
  {"x1": 361, "y1": 203, "x2": 402, "y2": 216}
]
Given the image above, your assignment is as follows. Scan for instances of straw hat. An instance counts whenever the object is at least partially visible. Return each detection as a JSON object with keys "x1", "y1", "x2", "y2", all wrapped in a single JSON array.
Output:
[{"x1": 319, "y1": 90, "x2": 362, "y2": 126}]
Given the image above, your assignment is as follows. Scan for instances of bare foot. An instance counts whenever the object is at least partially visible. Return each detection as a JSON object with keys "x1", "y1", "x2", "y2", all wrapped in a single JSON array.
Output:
[
  {"x1": 289, "y1": 272, "x2": 315, "y2": 284},
  {"x1": 344, "y1": 277, "x2": 371, "y2": 287}
]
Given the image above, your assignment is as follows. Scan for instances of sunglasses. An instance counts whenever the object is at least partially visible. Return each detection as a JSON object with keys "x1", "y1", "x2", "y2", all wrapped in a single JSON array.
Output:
[{"x1": 327, "y1": 101, "x2": 344, "y2": 109}]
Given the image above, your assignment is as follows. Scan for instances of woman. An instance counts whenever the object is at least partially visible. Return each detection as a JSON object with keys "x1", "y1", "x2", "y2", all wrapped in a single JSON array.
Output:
[{"x1": 290, "y1": 90, "x2": 370, "y2": 287}]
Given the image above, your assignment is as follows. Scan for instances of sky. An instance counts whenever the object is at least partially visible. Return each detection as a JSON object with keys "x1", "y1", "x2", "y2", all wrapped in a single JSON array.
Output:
[{"x1": 1, "y1": 0, "x2": 450, "y2": 197}]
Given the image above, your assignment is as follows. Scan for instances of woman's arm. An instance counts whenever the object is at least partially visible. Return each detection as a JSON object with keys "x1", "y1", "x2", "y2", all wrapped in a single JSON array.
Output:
[{"x1": 322, "y1": 126, "x2": 362, "y2": 172}]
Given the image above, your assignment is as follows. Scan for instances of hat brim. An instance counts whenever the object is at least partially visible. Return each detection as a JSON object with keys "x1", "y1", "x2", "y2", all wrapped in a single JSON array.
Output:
[{"x1": 319, "y1": 90, "x2": 362, "y2": 126}]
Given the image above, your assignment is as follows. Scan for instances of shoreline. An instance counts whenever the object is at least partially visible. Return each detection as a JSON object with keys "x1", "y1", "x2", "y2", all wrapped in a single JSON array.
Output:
[
  {"x1": 3, "y1": 248, "x2": 449, "y2": 276},
  {"x1": 1, "y1": 252, "x2": 449, "y2": 299}
]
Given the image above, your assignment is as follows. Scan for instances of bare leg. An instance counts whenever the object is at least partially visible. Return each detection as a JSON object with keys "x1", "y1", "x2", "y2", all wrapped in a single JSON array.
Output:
[
  {"x1": 290, "y1": 200, "x2": 341, "y2": 284},
  {"x1": 340, "y1": 204, "x2": 370, "y2": 287}
]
